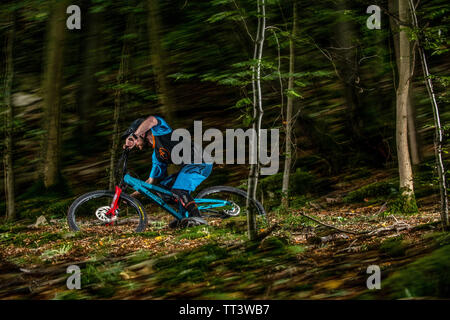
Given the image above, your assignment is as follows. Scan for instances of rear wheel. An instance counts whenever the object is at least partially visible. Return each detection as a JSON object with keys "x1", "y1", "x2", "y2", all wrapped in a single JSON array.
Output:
[
  {"x1": 67, "y1": 190, "x2": 147, "y2": 233},
  {"x1": 195, "y1": 186, "x2": 267, "y2": 228}
]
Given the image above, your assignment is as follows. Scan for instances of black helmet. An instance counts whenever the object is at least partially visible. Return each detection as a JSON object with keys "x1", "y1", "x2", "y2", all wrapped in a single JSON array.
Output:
[{"x1": 121, "y1": 118, "x2": 145, "y2": 140}]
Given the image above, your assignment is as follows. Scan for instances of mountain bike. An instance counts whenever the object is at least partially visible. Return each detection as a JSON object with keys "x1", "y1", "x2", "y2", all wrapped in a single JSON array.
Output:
[{"x1": 67, "y1": 148, "x2": 267, "y2": 233}]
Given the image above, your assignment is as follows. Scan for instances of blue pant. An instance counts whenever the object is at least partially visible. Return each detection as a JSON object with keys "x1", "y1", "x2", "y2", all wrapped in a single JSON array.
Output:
[{"x1": 159, "y1": 163, "x2": 213, "y2": 192}]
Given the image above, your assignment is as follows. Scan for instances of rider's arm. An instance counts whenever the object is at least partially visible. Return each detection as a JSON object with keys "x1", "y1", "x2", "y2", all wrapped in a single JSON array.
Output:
[
  {"x1": 134, "y1": 116, "x2": 158, "y2": 139},
  {"x1": 130, "y1": 151, "x2": 166, "y2": 197},
  {"x1": 123, "y1": 116, "x2": 158, "y2": 149}
]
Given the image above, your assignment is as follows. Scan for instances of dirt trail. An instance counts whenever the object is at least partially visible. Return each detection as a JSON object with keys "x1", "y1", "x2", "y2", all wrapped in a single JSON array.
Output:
[{"x1": 0, "y1": 209, "x2": 444, "y2": 299}]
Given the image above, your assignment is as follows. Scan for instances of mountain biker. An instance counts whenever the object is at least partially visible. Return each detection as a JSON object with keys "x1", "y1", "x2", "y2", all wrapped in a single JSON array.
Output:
[{"x1": 122, "y1": 115, "x2": 212, "y2": 227}]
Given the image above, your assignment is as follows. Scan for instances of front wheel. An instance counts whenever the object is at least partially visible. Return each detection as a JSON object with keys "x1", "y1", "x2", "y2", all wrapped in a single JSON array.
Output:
[
  {"x1": 195, "y1": 186, "x2": 268, "y2": 227},
  {"x1": 67, "y1": 190, "x2": 147, "y2": 233}
]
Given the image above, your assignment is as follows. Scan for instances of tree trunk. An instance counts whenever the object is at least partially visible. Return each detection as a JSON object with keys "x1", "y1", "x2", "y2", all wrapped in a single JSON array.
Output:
[
  {"x1": 396, "y1": 0, "x2": 415, "y2": 201},
  {"x1": 247, "y1": 0, "x2": 266, "y2": 241},
  {"x1": 147, "y1": 0, "x2": 176, "y2": 123},
  {"x1": 408, "y1": 0, "x2": 449, "y2": 227},
  {"x1": 109, "y1": 18, "x2": 132, "y2": 189},
  {"x1": 281, "y1": 2, "x2": 297, "y2": 208},
  {"x1": 42, "y1": 0, "x2": 68, "y2": 188},
  {"x1": 389, "y1": 0, "x2": 421, "y2": 165},
  {"x1": 407, "y1": 90, "x2": 420, "y2": 165},
  {"x1": 79, "y1": 3, "x2": 102, "y2": 151},
  {"x1": 3, "y1": 10, "x2": 16, "y2": 221},
  {"x1": 334, "y1": 0, "x2": 362, "y2": 146}
]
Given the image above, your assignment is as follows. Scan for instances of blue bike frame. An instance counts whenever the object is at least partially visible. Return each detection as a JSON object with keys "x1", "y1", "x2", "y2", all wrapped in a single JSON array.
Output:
[{"x1": 123, "y1": 174, "x2": 230, "y2": 221}]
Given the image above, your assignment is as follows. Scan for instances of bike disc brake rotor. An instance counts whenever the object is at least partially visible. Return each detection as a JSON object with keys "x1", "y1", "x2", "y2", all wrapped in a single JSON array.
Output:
[
  {"x1": 224, "y1": 200, "x2": 240, "y2": 216},
  {"x1": 95, "y1": 206, "x2": 118, "y2": 223}
]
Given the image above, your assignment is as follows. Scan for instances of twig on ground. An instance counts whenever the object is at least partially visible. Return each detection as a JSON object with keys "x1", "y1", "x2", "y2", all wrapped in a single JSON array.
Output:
[
  {"x1": 298, "y1": 211, "x2": 368, "y2": 235},
  {"x1": 298, "y1": 210, "x2": 413, "y2": 239}
]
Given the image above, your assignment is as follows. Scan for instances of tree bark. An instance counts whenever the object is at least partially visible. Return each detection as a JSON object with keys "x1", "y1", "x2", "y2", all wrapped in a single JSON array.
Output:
[
  {"x1": 281, "y1": 2, "x2": 297, "y2": 208},
  {"x1": 334, "y1": 0, "x2": 362, "y2": 146},
  {"x1": 3, "y1": 10, "x2": 16, "y2": 221},
  {"x1": 407, "y1": 91, "x2": 420, "y2": 165},
  {"x1": 408, "y1": 0, "x2": 449, "y2": 227},
  {"x1": 247, "y1": 0, "x2": 266, "y2": 241},
  {"x1": 396, "y1": 0, "x2": 415, "y2": 200},
  {"x1": 389, "y1": 0, "x2": 421, "y2": 165},
  {"x1": 147, "y1": 0, "x2": 176, "y2": 123},
  {"x1": 79, "y1": 3, "x2": 102, "y2": 151},
  {"x1": 109, "y1": 18, "x2": 132, "y2": 189},
  {"x1": 42, "y1": 0, "x2": 68, "y2": 188}
]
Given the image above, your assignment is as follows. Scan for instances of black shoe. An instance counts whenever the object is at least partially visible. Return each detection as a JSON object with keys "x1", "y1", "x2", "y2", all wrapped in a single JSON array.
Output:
[
  {"x1": 169, "y1": 219, "x2": 180, "y2": 229},
  {"x1": 180, "y1": 217, "x2": 208, "y2": 228}
]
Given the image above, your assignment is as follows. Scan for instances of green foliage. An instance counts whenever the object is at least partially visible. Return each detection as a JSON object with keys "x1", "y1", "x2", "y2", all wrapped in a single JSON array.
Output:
[
  {"x1": 81, "y1": 262, "x2": 125, "y2": 298},
  {"x1": 41, "y1": 243, "x2": 73, "y2": 260}
]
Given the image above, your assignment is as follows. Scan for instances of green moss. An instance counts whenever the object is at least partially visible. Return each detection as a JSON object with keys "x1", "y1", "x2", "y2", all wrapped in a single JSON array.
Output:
[
  {"x1": 0, "y1": 223, "x2": 28, "y2": 233},
  {"x1": 153, "y1": 244, "x2": 229, "y2": 286},
  {"x1": 386, "y1": 194, "x2": 418, "y2": 215},
  {"x1": 53, "y1": 290, "x2": 90, "y2": 300},
  {"x1": 343, "y1": 168, "x2": 371, "y2": 182},
  {"x1": 287, "y1": 245, "x2": 305, "y2": 254},
  {"x1": 280, "y1": 214, "x2": 317, "y2": 229},
  {"x1": 45, "y1": 199, "x2": 73, "y2": 218},
  {"x1": 379, "y1": 236, "x2": 408, "y2": 257},
  {"x1": 16, "y1": 196, "x2": 73, "y2": 219},
  {"x1": 0, "y1": 231, "x2": 63, "y2": 247},
  {"x1": 258, "y1": 169, "x2": 319, "y2": 209},
  {"x1": 343, "y1": 181, "x2": 397, "y2": 203},
  {"x1": 175, "y1": 225, "x2": 211, "y2": 241},
  {"x1": 137, "y1": 231, "x2": 160, "y2": 238},
  {"x1": 378, "y1": 244, "x2": 450, "y2": 298}
]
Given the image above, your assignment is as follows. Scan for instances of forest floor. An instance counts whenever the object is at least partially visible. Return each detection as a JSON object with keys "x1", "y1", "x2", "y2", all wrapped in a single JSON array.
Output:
[{"x1": 1, "y1": 170, "x2": 449, "y2": 300}]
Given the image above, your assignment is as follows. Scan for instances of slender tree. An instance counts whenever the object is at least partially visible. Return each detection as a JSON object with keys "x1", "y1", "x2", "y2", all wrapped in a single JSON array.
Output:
[
  {"x1": 42, "y1": 0, "x2": 68, "y2": 188},
  {"x1": 247, "y1": 0, "x2": 266, "y2": 240},
  {"x1": 3, "y1": 9, "x2": 16, "y2": 221},
  {"x1": 79, "y1": 1, "x2": 102, "y2": 152},
  {"x1": 395, "y1": 0, "x2": 416, "y2": 206},
  {"x1": 281, "y1": 2, "x2": 297, "y2": 208},
  {"x1": 109, "y1": 17, "x2": 132, "y2": 189},
  {"x1": 334, "y1": 0, "x2": 362, "y2": 147},
  {"x1": 408, "y1": 0, "x2": 448, "y2": 227},
  {"x1": 147, "y1": 0, "x2": 176, "y2": 123},
  {"x1": 389, "y1": 0, "x2": 421, "y2": 166}
]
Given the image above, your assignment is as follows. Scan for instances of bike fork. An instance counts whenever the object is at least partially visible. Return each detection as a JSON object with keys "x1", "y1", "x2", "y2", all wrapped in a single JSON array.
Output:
[{"x1": 107, "y1": 186, "x2": 122, "y2": 226}]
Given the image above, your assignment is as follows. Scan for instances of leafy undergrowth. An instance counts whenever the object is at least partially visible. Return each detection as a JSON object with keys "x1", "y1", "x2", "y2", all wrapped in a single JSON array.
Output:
[{"x1": 0, "y1": 198, "x2": 447, "y2": 300}]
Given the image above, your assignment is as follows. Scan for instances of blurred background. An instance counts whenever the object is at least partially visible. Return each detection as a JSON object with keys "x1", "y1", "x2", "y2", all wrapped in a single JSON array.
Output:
[{"x1": 0, "y1": 0, "x2": 449, "y2": 220}]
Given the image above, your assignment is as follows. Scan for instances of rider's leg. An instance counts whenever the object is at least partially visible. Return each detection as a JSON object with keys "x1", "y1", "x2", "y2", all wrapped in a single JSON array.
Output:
[
  {"x1": 172, "y1": 188, "x2": 201, "y2": 217},
  {"x1": 169, "y1": 163, "x2": 213, "y2": 227}
]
